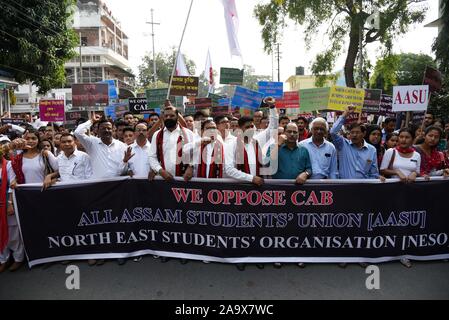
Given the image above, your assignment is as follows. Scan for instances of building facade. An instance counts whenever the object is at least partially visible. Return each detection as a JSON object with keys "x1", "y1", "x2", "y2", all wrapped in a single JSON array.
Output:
[{"x1": 67, "y1": 0, "x2": 135, "y2": 98}]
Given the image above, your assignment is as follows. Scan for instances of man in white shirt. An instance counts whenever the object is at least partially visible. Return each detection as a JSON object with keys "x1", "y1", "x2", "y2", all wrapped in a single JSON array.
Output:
[
  {"x1": 215, "y1": 115, "x2": 236, "y2": 145},
  {"x1": 74, "y1": 113, "x2": 134, "y2": 180},
  {"x1": 43, "y1": 133, "x2": 93, "y2": 188},
  {"x1": 225, "y1": 99, "x2": 279, "y2": 186},
  {"x1": 183, "y1": 120, "x2": 225, "y2": 179},
  {"x1": 148, "y1": 106, "x2": 194, "y2": 181},
  {"x1": 128, "y1": 122, "x2": 152, "y2": 178}
]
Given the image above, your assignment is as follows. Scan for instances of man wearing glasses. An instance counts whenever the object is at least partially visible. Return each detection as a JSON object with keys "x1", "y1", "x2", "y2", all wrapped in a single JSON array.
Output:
[
  {"x1": 299, "y1": 117, "x2": 338, "y2": 179},
  {"x1": 43, "y1": 133, "x2": 93, "y2": 187},
  {"x1": 128, "y1": 122, "x2": 152, "y2": 178}
]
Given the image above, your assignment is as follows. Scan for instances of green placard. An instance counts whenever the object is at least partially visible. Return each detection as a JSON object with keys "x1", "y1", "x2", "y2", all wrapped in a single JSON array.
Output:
[
  {"x1": 208, "y1": 93, "x2": 225, "y2": 106},
  {"x1": 145, "y1": 88, "x2": 177, "y2": 109},
  {"x1": 220, "y1": 68, "x2": 244, "y2": 85},
  {"x1": 299, "y1": 87, "x2": 331, "y2": 112}
]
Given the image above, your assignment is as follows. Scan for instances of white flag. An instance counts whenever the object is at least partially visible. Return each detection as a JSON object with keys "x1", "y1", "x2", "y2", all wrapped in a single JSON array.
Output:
[
  {"x1": 175, "y1": 51, "x2": 190, "y2": 76},
  {"x1": 221, "y1": 0, "x2": 241, "y2": 57},
  {"x1": 203, "y1": 49, "x2": 214, "y2": 93}
]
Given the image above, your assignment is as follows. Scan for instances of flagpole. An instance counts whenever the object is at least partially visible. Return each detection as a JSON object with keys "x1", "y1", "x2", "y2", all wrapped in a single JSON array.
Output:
[{"x1": 167, "y1": 0, "x2": 194, "y2": 100}]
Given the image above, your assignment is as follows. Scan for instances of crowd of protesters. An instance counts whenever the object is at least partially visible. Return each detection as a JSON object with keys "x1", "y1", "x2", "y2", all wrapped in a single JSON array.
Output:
[{"x1": 0, "y1": 99, "x2": 448, "y2": 272}]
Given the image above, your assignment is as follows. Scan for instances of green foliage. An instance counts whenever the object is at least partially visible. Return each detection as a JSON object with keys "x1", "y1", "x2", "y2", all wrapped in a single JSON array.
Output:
[
  {"x1": 432, "y1": 0, "x2": 449, "y2": 76},
  {"x1": 138, "y1": 49, "x2": 196, "y2": 89},
  {"x1": 0, "y1": 0, "x2": 78, "y2": 93},
  {"x1": 254, "y1": 0, "x2": 427, "y2": 88},
  {"x1": 242, "y1": 64, "x2": 271, "y2": 91},
  {"x1": 370, "y1": 53, "x2": 436, "y2": 94}
]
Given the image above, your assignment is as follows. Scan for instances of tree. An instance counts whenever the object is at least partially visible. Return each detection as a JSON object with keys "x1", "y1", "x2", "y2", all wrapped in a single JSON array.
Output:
[
  {"x1": 370, "y1": 53, "x2": 436, "y2": 94},
  {"x1": 0, "y1": 0, "x2": 78, "y2": 93},
  {"x1": 138, "y1": 49, "x2": 196, "y2": 89},
  {"x1": 432, "y1": 0, "x2": 449, "y2": 76},
  {"x1": 242, "y1": 64, "x2": 271, "y2": 91},
  {"x1": 254, "y1": 0, "x2": 427, "y2": 88}
]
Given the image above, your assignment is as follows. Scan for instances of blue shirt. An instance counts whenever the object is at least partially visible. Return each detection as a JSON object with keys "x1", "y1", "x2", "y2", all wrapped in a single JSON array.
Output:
[
  {"x1": 330, "y1": 115, "x2": 379, "y2": 179},
  {"x1": 299, "y1": 137, "x2": 338, "y2": 179},
  {"x1": 267, "y1": 143, "x2": 312, "y2": 179}
]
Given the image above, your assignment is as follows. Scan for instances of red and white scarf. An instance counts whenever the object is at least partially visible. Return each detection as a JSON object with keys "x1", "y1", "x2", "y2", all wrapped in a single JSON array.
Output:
[
  {"x1": 197, "y1": 140, "x2": 224, "y2": 178},
  {"x1": 156, "y1": 127, "x2": 190, "y2": 177}
]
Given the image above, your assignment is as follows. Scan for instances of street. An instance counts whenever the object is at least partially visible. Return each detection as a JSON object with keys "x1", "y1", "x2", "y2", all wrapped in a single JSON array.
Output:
[{"x1": 1, "y1": 257, "x2": 448, "y2": 300}]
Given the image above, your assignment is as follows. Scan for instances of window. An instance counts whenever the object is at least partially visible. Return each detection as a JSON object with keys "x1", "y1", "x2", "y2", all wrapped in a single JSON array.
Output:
[{"x1": 81, "y1": 37, "x2": 88, "y2": 46}]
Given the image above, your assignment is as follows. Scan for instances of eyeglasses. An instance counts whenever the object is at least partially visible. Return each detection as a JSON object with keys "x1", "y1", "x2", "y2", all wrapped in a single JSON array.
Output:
[{"x1": 135, "y1": 128, "x2": 148, "y2": 132}]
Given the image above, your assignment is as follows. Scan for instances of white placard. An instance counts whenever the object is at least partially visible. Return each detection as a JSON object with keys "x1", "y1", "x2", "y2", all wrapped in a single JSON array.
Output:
[{"x1": 392, "y1": 85, "x2": 429, "y2": 112}]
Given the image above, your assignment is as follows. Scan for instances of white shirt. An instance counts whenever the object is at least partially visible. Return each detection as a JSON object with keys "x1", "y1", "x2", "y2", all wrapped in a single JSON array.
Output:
[
  {"x1": 7, "y1": 152, "x2": 59, "y2": 184},
  {"x1": 380, "y1": 148, "x2": 421, "y2": 177},
  {"x1": 149, "y1": 125, "x2": 194, "y2": 176},
  {"x1": 183, "y1": 135, "x2": 225, "y2": 178},
  {"x1": 254, "y1": 108, "x2": 279, "y2": 150},
  {"x1": 128, "y1": 140, "x2": 152, "y2": 178},
  {"x1": 224, "y1": 108, "x2": 278, "y2": 182},
  {"x1": 57, "y1": 149, "x2": 93, "y2": 181},
  {"x1": 224, "y1": 139, "x2": 257, "y2": 183},
  {"x1": 74, "y1": 120, "x2": 128, "y2": 179}
]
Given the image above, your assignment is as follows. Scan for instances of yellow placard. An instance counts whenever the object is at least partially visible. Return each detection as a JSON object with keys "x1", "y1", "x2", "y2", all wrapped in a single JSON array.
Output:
[{"x1": 328, "y1": 86, "x2": 365, "y2": 112}]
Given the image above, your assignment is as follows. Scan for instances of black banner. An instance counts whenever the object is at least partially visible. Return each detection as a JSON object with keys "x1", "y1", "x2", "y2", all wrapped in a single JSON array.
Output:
[
  {"x1": 14, "y1": 178, "x2": 449, "y2": 267},
  {"x1": 129, "y1": 98, "x2": 152, "y2": 114}
]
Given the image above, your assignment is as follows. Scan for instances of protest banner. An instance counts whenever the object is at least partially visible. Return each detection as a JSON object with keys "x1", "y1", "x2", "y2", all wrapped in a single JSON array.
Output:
[
  {"x1": 1, "y1": 118, "x2": 25, "y2": 126},
  {"x1": 64, "y1": 111, "x2": 89, "y2": 130},
  {"x1": 194, "y1": 98, "x2": 212, "y2": 109},
  {"x1": 258, "y1": 81, "x2": 284, "y2": 99},
  {"x1": 299, "y1": 88, "x2": 331, "y2": 112},
  {"x1": 208, "y1": 93, "x2": 226, "y2": 106},
  {"x1": 220, "y1": 68, "x2": 244, "y2": 85},
  {"x1": 362, "y1": 89, "x2": 382, "y2": 114},
  {"x1": 422, "y1": 66, "x2": 442, "y2": 93},
  {"x1": 275, "y1": 91, "x2": 300, "y2": 109},
  {"x1": 72, "y1": 83, "x2": 109, "y2": 108},
  {"x1": 231, "y1": 86, "x2": 264, "y2": 110},
  {"x1": 169, "y1": 76, "x2": 199, "y2": 97},
  {"x1": 145, "y1": 88, "x2": 178, "y2": 109},
  {"x1": 328, "y1": 86, "x2": 365, "y2": 112},
  {"x1": 39, "y1": 99, "x2": 65, "y2": 122},
  {"x1": 379, "y1": 94, "x2": 396, "y2": 118},
  {"x1": 129, "y1": 98, "x2": 152, "y2": 114},
  {"x1": 392, "y1": 85, "x2": 430, "y2": 112},
  {"x1": 99, "y1": 79, "x2": 118, "y2": 100},
  {"x1": 14, "y1": 177, "x2": 449, "y2": 267}
]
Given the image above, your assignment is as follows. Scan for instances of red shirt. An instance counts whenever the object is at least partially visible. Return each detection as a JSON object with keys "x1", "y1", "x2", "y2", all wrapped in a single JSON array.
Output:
[
  {"x1": 415, "y1": 145, "x2": 449, "y2": 176},
  {"x1": 298, "y1": 129, "x2": 309, "y2": 142}
]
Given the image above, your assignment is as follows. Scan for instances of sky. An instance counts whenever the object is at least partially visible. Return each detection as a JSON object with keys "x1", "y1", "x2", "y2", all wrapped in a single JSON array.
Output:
[{"x1": 103, "y1": 0, "x2": 440, "y2": 83}]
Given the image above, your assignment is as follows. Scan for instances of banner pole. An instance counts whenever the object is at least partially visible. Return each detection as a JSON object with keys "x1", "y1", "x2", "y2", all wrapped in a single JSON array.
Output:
[{"x1": 166, "y1": 0, "x2": 194, "y2": 101}]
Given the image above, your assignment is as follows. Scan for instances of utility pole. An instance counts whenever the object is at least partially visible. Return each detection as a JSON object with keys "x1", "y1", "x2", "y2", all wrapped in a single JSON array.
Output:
[
  {"x1": 79, "y1": 32, "x2": 83, "y2": 83},
  {"x1": 358, "y1": 0, "x2": 364, "y2": 88},
  {"x1": 146, "y1": 9, "x2": 160, "y2": 84},
  {"x1": 276, "y1": 43, "x2": 281, "y2": 82}
]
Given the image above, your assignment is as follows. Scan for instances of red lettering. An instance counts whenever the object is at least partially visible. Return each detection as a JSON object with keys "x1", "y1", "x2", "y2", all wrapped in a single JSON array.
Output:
[
  {"x1": 411, "y1": 90, "x2": 418, "y2": 104},
  {"x1": 320, "y1": 191, "x2": 334, "y2": 205},
  {"x1": 262, "y1": 191, "x2": 273, "y2": 206},
  {"x1": 235, "y1": 190, "x2": 246, "y2": 206},
  {"x1": 171, "y1": 188, "x2": 201, "y2": 203},
  {"x1": 273, "y1": 190, "x2": 286, "y2": 206},
  {"x1": 247, "y1": 191, "x2": 262, "y2": 206},
  {"x1": 291, "y1": 190, "x2": 306, "y2": 206},
  {"x1": 190, "y1": 189, "x2": 203, "y2": 204},
  {"x1": 419, "y1": 89, "x2": 428, "y2": 103},
  {"x1": 222, "y1": 190, "x2": 235, "y2": 205},
  {"x1": 207, "y1": 189, "x2": 222, "y2": 205},
  {"x1": 305, "y1": 191, "x2": 320, "y2": 206},
  {"x1": 394, "y1": 91, "x2": 402, "y2": 105},
  {"x1": 403, "y1": 91, "x2": 411, "y2": 104}
]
